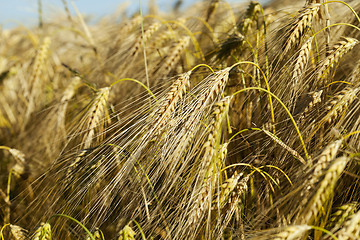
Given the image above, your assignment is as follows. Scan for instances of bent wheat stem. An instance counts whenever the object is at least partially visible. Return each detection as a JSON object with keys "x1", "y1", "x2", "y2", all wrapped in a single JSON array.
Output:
[
  {"x1": 324, "y1": 1, "x2": 360, "y2": 24},
  {"x1": 314, "y1": 23, "x2": 360, "y2": 37},
  {"x1": 109, "y1": 76, "x2": 157, "y2": 101},
  {"x1": 49, "y1": 214, "x2": 95, "y2": 240},
  {"x1": 190, "y1": 64, "x2": 215, "y2": 73}
]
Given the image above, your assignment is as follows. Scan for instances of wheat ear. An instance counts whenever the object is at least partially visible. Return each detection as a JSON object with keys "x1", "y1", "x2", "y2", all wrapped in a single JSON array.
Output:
[
  {"x1": 215, "y1": 173, "x2": 249, "y2": 240},
  {"x1": 150, "y1": 71, "x2": 191, "y2": 136},
  {"x1": 32, "y1": 223, "x2": 51, "y2": 240},
  {"x1": 118, "y1": 225, "x2": 136, "y2": 240},
  {"x1": 10, "y1": 224, "x2": 27, "y2": 240},
  {"x1": 323, "y1": 209, "x2": 360, "y2": 240},
  {"x1": 292, "y1": 36, "x2": 313, "y2": 94},
  {"x1": 296, "y1": 155, "x2": 349, "y2": 225},
  {"x1": 185, "y1": 68, "x2": 231, "y2": 131},
  {"x1": 120, "y1": 15, "x2": 142, "y2": 34},
  {"x1": 128, "y1": 71, "x2": 191, "y2": 163},
  {"x1": 323, "y1": 86, "x2": 359, "y2": 124},
  {"x1": 25, "y1": 37, "x2": 51, "y2": 124},
  {"x1": 312, "y1": 139, "x2": 343, "y2": 178},
  {"x1": 81, "y1": 87, "x2": 110, "y2": 149},
  {"x1": 65, "y1": 87, "x2": 110, "y2": 184},
  {"x1": 273, "y1": 225, "x2": 312, "y2": 240},
  {"x1": 295, "y1": 90, "x2": 323, "y2": 124},
  {"x1": 317, "y1": 37, "x2": 358, "y2": 83},
  {"x1": 333, "y1": 209, "x2": 360, "y2": 240},
  {"x1": 86, "y1": 229, "x2": 101, "y2": 240},
  {"x1": 261, "y1": 129, "x2": 306, "y2": 164},
  {"x1": 284, "y1": 4, "x2": 320, "y2": 53},
  {"x1": 307, "y1": 87, "x2": 359, "y2": 140},
  {"x1": 57, "y1": 77, "x2": 81, "y2": 133},
  {"x1": 327, "y1": 202, "x2": 358, "y2": 232},
  {"x1": 248, "y1": 225, "x2": 311, "y2": 240},
  {"x1": 160, "y1": 36, "x2": 190, "y2": 76},
  {"x1": 190, "y1": 96, "x2": 232, "y2": 228},
  {"x1": 130, "y1": 22, "x2": 160, "y2": 57},
  {"x1": 170, "y1": 68, "x2": 231, "y2": 163},
  {"x1": 291, "y1": 139, "x2": 342, "y2": 222},
  {"x1": 220, "y1": 171, "x2": 244, "y2": 207}
]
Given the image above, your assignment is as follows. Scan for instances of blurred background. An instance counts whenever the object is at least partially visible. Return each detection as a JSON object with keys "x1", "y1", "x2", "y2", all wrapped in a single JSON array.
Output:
[{"x1": 0, "y1": 0, "x2": 268, "y2": 29}]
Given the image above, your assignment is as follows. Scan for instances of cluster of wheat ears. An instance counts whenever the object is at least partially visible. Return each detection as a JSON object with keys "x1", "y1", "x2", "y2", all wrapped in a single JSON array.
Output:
[{"x1": 1, "y1": 0, "x2": 360, "y2": 239}]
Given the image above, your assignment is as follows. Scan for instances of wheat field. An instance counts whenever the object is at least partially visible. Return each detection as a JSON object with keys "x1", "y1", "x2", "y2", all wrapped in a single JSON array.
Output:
[{"x1": 1, "y1": 0, "x2": 360, "y2": 239}]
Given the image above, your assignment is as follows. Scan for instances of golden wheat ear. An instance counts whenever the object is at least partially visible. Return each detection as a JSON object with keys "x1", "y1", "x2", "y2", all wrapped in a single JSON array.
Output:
[
  {"x1": 317, "y1": 37, "x2": 358, "y2": 85},
  {"x1": 149, "y1": 70, "x2": 191, "y2": 137},
  {"x1": 283, "y1": 4, "x2": 320, "y2": 54},
  {"x1": 188, "y1": 96, "x2": 232, "y2": 234},
  {"x1": 323, "y1": 86, "x2": 359, "y2": 124},
  {"x1": 130, "y1": 22, "x2": 161, "y2": 58},
  {"x1": 296, "y1": 155, "x2": 349, "y2": 226},
  {"x1": 24, "y1": 37, "x2": 51, "y2": 126},
  {"x1": 248, "y1": 225, "x2": 312, "y2": 240},
  {"x1": 291, "y1": 36, "x2": 313, "y2": 95},
  {"x1": 10, "y1": 224, "x2": 28, "y2": 240},
  {"x1": 81, "y1": 87, "x2": 111, "y2": 149},
  {"x1": 155, "y1": 36, "x2": 190, "y2": 77}
]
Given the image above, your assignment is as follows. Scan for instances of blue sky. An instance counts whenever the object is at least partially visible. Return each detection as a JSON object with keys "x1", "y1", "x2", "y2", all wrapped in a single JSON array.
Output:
[{"x1": 0, "y1": 0, "x2": 267, "y2": 29}]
